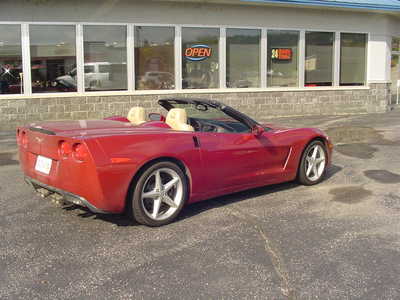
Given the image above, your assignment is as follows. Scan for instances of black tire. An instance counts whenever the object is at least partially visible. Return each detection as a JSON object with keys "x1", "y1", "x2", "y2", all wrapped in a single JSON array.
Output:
[
  {"x1": 129, "y1": 161, "x2": 188, "y2": 227},
  {"x1": 297, "y1": 140, "x2": 328, "y2": 186}
]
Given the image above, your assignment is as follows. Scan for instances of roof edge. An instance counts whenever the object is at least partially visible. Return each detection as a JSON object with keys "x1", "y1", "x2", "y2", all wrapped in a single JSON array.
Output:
[{"x1": 240, "y1": 0, "x2": 400, "y2": 12}]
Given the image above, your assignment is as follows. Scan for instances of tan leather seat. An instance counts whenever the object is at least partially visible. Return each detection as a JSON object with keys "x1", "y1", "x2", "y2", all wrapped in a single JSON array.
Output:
[
  {"x1": 127, "y1": 107, "x2": 146, "y2": 125},
  {"x1": 166, "y1": 108, "x2": 194, "y2": 132}
]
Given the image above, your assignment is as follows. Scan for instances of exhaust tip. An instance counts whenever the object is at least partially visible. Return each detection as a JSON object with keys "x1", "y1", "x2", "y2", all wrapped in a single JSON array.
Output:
[
  {"x1": 37, "y1": 188, "x2": 52, "y2": 198},
  {"x1": 50, "y1": 193, "x2": 66, "y2": 205}
]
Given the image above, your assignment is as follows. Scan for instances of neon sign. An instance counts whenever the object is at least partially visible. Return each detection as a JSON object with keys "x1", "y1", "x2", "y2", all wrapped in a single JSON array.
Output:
[
  {"x1": 271, "y1": 48, "x2": 292, "y2": 61},
  {"x1": 184, "y1": 44, "x2": 212, "y2": 61}
]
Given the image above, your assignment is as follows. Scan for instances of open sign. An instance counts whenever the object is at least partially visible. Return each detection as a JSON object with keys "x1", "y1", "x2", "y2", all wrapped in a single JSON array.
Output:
[{"x1": 185, "y1": 44, "x2": 212, "y2": 61}]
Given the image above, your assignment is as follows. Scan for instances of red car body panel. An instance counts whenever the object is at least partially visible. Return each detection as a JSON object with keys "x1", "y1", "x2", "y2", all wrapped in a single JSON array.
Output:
[{"x1": 18, "y1": 104, "x2": 333, "y2": 214}]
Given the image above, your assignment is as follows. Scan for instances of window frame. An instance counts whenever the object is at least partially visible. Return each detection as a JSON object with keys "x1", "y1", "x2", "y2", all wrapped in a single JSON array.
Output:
[
  {"x1": 0, "y1": 21, "x2": 370, "y2": 99},
  {"x1": 181, "y1": 25, "x2": 222, "y2": 90},
  {"x1": 266, "y1": 29, "x2": 301, "y2": 88},
  {"x1": 339, "y1": 32, "x2": 368, "y2": 86},
  {"x1": 304, "y1": 30, "x2": 336, "y2": 87},
  {"x1": 28, "y1": 23, "x2": 78, "y2": 94},
  {"x1": 0, "y1": 24, "x2": 24, "y2": 95},
  {"x1": 226, "y1": 27, "x2": 262, "y2": 89},
  {"x1": 82, "y1": 24, "x2": 129, "y2": 92},
  {"x1": 134, "y1": 25, "x2": 176, "y2": 91}
]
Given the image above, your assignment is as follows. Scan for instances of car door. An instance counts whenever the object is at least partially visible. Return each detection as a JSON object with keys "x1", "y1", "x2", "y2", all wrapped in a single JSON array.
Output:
[{"x1": 195, "y1": 130, "x2": 289, "y2": 195}]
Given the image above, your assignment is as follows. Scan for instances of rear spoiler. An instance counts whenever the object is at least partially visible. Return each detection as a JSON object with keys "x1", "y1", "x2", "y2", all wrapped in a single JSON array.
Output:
[{"x1": 29, "y1": 126, "x2": 56, "y2": 136}]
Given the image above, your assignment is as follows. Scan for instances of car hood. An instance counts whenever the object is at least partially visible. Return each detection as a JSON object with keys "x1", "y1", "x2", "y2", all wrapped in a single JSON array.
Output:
[{"x1": 28, "y1": 120, "x2": 171, "y2": 138}]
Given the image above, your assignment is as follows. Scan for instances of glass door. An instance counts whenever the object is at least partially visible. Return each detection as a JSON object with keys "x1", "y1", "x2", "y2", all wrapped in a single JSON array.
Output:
[
  {"x1": 391, "y1": 54, "x2": 400, "y2": 105},
  {"x1": 391, "y1": 38, "x2": 400, "y2": 105}
]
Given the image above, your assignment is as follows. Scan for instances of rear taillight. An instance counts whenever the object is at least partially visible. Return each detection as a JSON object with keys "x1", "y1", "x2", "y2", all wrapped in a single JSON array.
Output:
[
  {"x1": 59, "y1": 141, "x2": 72, "y2": 158},
  {"x1": 21, "y1": 131, "x2": 28, "y2": 148},
  {"x1": 73, "y1": 143, "x2": 89, "y2": 161}
]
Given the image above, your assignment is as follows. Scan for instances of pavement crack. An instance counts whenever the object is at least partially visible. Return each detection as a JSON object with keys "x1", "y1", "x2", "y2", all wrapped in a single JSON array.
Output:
[{"x1": 227, "y1": 206, "x2": 295, "y2": 299}]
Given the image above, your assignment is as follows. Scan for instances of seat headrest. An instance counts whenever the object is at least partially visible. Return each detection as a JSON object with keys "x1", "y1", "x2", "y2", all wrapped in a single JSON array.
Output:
[
  {"x1": 166, "y1": 108, "x2": 194, "y2": 132},
  {"x1": 127, "y1": 107, "x2": 146, "y2": 125}
]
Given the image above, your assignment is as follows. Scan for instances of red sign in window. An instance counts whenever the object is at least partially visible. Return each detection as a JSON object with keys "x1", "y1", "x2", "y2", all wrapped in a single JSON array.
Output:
[
  {"x1": 184, "y1": 44, "x2": 212, "y2": 61},
  {"x1": 271, "y1": 48, "x2": 292, "y2": 61}
]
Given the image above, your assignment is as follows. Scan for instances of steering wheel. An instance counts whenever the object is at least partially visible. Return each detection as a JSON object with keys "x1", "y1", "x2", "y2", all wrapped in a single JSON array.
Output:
[
  {"x1": 189, "y1": 118, "x2": 237, "y2": 133},
  {"x1": 188, "y1": 118, "x2": 202, "y2": 132},
  {"x1": 201, "y1": 120, "x2": 236, "y2": 133}
]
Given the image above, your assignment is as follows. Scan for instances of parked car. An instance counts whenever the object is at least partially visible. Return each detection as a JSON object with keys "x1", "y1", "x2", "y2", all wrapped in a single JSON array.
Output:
[
  {"x1": 55, "y1": 62, "x2": 127, "y2": 91},
  {"x1": 17, "y1": 98, "x2": 333, "y2": 226},
  {"x1": 138, "y1": 71, "x2": 174, "y2": 90}
]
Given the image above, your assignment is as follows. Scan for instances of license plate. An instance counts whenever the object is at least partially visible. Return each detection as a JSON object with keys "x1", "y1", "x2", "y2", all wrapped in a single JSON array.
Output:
[{"x1": 35, "y1": 155, "x2": 52, "y2": 175}]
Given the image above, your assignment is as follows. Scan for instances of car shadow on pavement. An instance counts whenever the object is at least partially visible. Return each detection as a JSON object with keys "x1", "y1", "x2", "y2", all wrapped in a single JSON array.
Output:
[
  {"x1": 68, "y1": 164, "x2": 342, "y2": 227},
  {"x1": 179, "y1": 164, "x2": 342, "y2": 222}
]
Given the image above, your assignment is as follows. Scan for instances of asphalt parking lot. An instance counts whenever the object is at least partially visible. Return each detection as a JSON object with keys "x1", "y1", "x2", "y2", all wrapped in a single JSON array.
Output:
[{"x1": 1, "y1": 109, "x2": 400, "y2": 299}]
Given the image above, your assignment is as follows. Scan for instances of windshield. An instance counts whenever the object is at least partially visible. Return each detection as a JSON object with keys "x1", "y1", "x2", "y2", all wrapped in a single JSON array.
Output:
[
  {"x1": 163, "y1": 100, "x2": 251, "y2": 133},
  {"x1": 173, "y1": 103, "x2": 231, "y2": 121}
]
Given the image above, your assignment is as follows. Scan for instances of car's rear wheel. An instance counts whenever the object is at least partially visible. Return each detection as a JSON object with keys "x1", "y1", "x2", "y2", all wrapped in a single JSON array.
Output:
[
  {"x1": 298, "y1": 140, "x2": 327, "y2": 185},
  {"x1": 130, "y1": 161, "x2": 188, "y2": 226}
]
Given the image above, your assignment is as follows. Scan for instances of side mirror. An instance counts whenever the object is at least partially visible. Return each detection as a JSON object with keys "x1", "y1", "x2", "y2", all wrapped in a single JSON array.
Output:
[
  {"x1": 148, "y1": 113, "x2": 165, "y2": 122},
  {"x1": 252, "y1": 125, "x2": 265, "y2": 136}
]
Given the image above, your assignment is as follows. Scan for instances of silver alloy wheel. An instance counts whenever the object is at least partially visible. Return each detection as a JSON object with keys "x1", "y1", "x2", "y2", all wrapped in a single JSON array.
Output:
[
  {"x1": 141, "y1": 167, "x2": 183, "y2": 221},
  {"x1": 305, "y1": 144, "x2": 326, "y2": 182}
]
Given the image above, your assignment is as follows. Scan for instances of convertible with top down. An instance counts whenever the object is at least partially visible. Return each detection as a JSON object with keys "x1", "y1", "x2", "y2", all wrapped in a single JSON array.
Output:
[{"x1": 17, "y1": 98, "x2": 333, "y2": 226}]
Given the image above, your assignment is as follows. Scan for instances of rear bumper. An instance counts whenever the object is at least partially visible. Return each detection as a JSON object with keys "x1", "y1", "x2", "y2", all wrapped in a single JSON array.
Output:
[{"x1": 25, "y1": 176, "x2": 109, "y2": 214}]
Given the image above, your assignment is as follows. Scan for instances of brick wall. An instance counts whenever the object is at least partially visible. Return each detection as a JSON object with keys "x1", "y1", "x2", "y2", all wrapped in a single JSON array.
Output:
[{"x1": 0, "y1": 83, "x2": 390, "y2": 130}]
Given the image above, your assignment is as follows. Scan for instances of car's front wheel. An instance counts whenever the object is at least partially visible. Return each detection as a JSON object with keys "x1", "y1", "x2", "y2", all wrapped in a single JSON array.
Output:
[
  {"x1": 298, "y1": 140, "x2": 328, "y2": 185},
  {"x1": 130, "y1": 161, "x2": 188, "y2": 226}
]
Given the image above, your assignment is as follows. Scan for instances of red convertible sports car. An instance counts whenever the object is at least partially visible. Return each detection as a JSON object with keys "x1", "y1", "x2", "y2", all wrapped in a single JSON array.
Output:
[{"x1": 17, "y1": 98, "x2": 333, "y2": 226}]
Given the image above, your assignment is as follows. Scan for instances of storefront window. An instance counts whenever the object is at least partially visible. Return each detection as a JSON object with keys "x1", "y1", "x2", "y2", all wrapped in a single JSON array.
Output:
[
  {"x1": 392, "y1": 37, "x2": 400, "y2": 53},
  {"x1": 135, "y1": 26, "x2": 175, "y2": 90},
  {"x1": 182, "y1": 27, "x2": 219, "y2": 89},
  {"x1": 267, "y1": 30, "x2": 299, "y2": 87},
  {"x1": 83, "y1": 25, "x2": 127, "y2": 91},
  {"x1": 0, "y1": 25, "x2": 22, "y2": 94},
  {"x1": 305, "y1": 32, "x2": 334, "y2": 87},
  {"x1": 340, "y1": 33, "x2": 366, "y2": 86},
  {"x1": 226, "y1": 28, "x2": 260, "y2": 88},
  {"x1": 30, "y1": 25, "x2": 76, "y2": 93}
]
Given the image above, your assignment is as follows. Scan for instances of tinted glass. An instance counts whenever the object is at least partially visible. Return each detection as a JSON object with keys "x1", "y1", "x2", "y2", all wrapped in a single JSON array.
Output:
[
  {"x1": 305, "y1": 32, "x2": 334, "y2": 86},
  {"x1": 83, "y1": 25, "x2": 127, "y2": 91},
  {"x1": 135, "y1": 26, "x2": 175, "y2": 90},
  {"x1": 166, "y1": 101, "x2": 250, "y2": 133},
  {"x1": 0, "y1": 25, "x2": 22, "y2": 94},
  {"x1": 340, "y1": 33, "x2": 366, "y2": 86},
  {"x1": 30, "y1": 25, "x2": 76, "y2": 93},
  {"x1": 226, "y1": 28, "x2": 260, "y2": 88},
  {"x1": 267, "y1": 30, "x2": 299, "y2": 87},
  {"x1": 182, "y1": 27, "x2": 219, "y2": 89}
]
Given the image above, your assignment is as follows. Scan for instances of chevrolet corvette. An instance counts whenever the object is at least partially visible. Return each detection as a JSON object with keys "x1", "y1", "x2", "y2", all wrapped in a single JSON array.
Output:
[{"x1": 17, "y1": 98, "x2": 333, "y2": 226}]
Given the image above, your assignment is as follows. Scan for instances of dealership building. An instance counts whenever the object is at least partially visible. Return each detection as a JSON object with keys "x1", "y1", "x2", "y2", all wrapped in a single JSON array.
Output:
[{"x1": 1, "y1": 0, "x2": 400, "y2": 129}]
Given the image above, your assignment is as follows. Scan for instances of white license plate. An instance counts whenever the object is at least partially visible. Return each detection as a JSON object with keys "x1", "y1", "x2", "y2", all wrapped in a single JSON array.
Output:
[{"x1": 35, "y1": 155, "x2": 52, "y2": 175}]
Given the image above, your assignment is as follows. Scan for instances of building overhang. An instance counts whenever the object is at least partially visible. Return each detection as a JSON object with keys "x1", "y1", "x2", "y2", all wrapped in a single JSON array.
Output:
[
  {"x1": 157, "y1": 0, "x2": 400, "y2": 13},
  {"x1": 239, "y1": 0, "x2": 400, "y2": 12}
]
